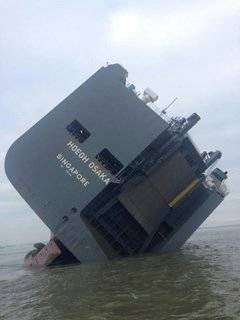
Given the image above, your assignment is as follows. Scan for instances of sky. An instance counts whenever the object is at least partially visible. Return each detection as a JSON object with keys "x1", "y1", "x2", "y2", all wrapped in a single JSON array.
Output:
[{"x1": 0, "y1": 0, "x2": 240, "y2": 245}]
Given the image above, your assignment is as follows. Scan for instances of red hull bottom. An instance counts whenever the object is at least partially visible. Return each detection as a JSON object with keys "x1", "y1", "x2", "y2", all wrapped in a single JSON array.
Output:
[{"x1": 24, "y1": 239, "x2": 61, "y2": 267}]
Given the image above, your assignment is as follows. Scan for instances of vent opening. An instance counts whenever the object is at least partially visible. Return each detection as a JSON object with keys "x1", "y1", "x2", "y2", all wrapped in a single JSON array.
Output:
[
  {"x1": 82, "y1": 201, "x2": 147, "y2": 255},
  {"x1": 66, "y1": 120, "x2": 91, "y2": 143},
  {"x1": 96, "y1": 148, "x2": 123, "y2": 175}
]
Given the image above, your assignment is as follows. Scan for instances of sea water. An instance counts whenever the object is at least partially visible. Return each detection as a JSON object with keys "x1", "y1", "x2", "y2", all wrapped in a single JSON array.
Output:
[{"x1": 1, "y1": 225, "x2": 240, "y2": 320}]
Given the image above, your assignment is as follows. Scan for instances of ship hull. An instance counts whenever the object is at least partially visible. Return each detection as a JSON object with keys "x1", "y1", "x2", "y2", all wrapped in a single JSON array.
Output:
[{"x1": 5, "y1": 64, "x2": 228, "y2": 267}]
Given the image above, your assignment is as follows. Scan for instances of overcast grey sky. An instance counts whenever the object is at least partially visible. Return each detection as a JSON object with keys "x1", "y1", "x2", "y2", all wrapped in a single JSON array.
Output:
[{"x1": 1, "y1": 0, "x2": 240, "y2": 245}]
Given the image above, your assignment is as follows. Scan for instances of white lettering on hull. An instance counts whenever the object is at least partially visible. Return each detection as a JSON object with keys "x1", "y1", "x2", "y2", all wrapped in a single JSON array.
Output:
[
  {"x1": 66, "y1": 140, "x2": 112, "y2": 185},
  {"x1": 88, "y1": 161, "x2": 111, "y2": 185},
  {"x1": 67, "y1": 141, "x2": 89, "y2": 163},
  {"x1": 56, "y1": 153, "x2": 90, "y2": 187}
]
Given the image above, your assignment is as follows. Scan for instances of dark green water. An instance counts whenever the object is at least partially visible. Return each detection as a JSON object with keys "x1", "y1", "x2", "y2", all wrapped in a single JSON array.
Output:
[{"x1": 1, "y1": 225, "x2": 240, "y2": 320}]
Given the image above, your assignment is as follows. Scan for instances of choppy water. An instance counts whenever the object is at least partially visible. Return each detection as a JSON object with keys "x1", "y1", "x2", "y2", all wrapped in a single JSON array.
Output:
[{"x1": 1, "y1": 225, "x2": 240, "y2": 320}]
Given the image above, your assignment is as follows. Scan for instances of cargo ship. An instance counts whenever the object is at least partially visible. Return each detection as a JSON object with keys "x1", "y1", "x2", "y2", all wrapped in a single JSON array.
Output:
[{"x1": 5, "y1": 64, "x2": 228, "y2": 267}]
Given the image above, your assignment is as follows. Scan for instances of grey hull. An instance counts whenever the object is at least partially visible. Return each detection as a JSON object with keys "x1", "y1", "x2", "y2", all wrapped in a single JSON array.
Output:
[{"x1": 5, "y1": 63, "x2": 228, "y2": 264}]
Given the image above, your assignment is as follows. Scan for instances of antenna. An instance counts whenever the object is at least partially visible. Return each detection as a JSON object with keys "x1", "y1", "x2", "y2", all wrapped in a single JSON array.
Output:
[{"x1": 161, "y1": 97, "x2": 178, "y2": 115}]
